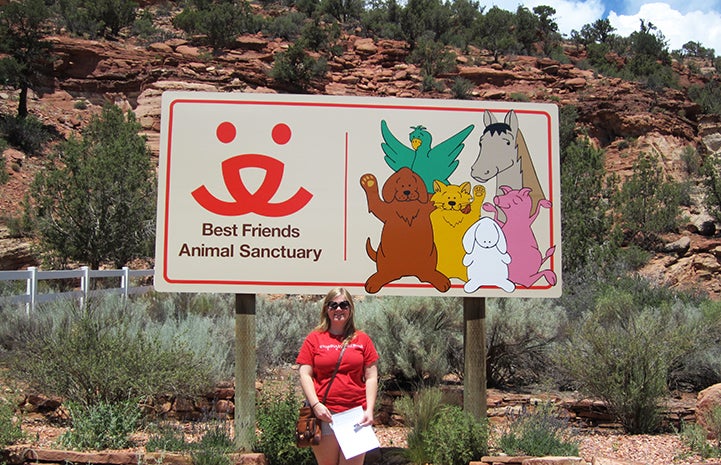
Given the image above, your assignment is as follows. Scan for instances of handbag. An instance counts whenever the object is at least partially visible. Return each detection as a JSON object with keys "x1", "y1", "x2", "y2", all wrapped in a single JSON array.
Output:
[{"x1": 296, "y1": 340, "x2": 349, "y2": 447}]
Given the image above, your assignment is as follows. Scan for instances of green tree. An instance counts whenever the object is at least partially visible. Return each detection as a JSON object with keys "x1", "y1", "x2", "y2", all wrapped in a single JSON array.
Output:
[
  {"x1": 0, "y1": 0, "x2": 53, "y2": 119},
  {"x1": 561, "y1": 138, "x2": 613, "y2": 273},
  {"x1": 269, "y1": 42, "x2": 326, "y2": 91},
  {"x1": 476, "y1": 6, "x2": 517, "y2": 62},
  {"x1": 56, "y1": 0, "x2": 138, "y2": 38},
  {"x1": 443, "y1": 0, "x2": 483, "y2": 48},
  {"x1": 703, "y1": 153, "x2": 721, "y2": 223},
  {"x1": 611, "y1": 152, "x2": 684, "y2": 241},
  {"x1": 320, "y1": 0, "x2": 363, "y2": 24},
  {"x1": 173, "y1": 0, "x2": 262, "y2": 50},
  {"x1": 399, "y1": 0, "x2": 451, "y2": 48},
  {"x1": 361, "y1": 0, "x2": 404, "y2": 40},
  {"x1": 513, "y1": 6, "x2": 539, "y2": 55},
  {"x1": 30, "y1": 104, "x2": 156, "y2": 269}
]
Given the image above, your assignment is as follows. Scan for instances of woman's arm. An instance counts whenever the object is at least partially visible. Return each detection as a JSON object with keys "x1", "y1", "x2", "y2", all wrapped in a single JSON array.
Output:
[
  {"x1": 299, "y1": 364, "x2": 332, "y2": 422},
  {"x1": 360, "y1": 362, "x2": 378, "y2": 426}
]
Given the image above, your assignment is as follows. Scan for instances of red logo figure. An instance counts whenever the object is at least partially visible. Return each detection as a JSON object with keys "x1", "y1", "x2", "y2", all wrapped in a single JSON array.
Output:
[{"x1": 192, "y1": 122, "x2": 313, "y2": 217}]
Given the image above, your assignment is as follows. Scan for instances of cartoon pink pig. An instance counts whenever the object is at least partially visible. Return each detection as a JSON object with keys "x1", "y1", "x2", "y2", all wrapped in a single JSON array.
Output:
[{"x1": 483, "y1": 185, "x2": 557, "y2": 288}]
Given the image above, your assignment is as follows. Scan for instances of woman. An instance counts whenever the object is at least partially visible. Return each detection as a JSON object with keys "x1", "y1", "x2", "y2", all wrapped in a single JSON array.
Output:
[{"x1": 296, "y1": 288, "x2": 379, "y2": 465}]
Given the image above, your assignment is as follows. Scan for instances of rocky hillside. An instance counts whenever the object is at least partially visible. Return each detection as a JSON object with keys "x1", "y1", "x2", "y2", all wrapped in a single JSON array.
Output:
[{"x1": 3, "y1": 5, "x2": 721, "y2": 296}]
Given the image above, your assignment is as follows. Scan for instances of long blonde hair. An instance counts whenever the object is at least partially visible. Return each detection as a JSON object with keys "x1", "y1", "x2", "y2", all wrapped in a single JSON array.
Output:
[{"x1": 315, "y1": 287, "x2": 357, "y2": 341}]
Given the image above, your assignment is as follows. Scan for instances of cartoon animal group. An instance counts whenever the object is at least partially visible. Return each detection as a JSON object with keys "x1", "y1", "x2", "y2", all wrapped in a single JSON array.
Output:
[{"x1": 360, "y1": 110, "x2": 557, "y2": 294}]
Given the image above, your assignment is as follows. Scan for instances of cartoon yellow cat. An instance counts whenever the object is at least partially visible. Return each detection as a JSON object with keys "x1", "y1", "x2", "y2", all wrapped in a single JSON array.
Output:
[{"x1": 430, "y1": 181, "x2": 486, "y2": 281}]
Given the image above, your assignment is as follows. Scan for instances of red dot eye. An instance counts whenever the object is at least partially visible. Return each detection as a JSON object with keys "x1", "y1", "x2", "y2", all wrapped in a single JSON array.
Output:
[
  {"x1": 272, "y1": 123, "x2": 291, "y2": 145},
  {"x1": 216, "y1": 122, "x2": 236, "y2": 144}
]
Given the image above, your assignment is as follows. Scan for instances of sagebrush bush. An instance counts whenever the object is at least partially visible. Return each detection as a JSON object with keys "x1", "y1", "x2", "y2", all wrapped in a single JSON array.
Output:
[
  {"x1": 359, "y1": 296, "x2": 463, "y2": 386},
  {"x1": 5, "y1": 296, "x2": 222, "y2": 405},
  {"x1": 556, "y1": 281, "x2": 710, "y2": 433},
  {"x1": 60, "y1": 399, "x2": 141, "y2": 450},
  {"x1": 254, "y1": 384, "x2": 314, "y2": 465},
  {"x1": 486, "y1": 298, "x2": 564, "y2": 387},
  {"x1": 255, "y1": 295, "x2": 320, "y2": 372},
  {"x1": 497, "y1": 402, "x2": 578, "y2": 456}
]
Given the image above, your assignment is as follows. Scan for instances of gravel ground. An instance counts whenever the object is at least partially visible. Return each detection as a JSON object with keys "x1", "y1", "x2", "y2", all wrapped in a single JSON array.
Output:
[
  {"x1": 16, "y1": 418, "x2": 721, "y2": 465},
  {"x1": 374, "y1": 425, "x2": 720, "y2": 465}
]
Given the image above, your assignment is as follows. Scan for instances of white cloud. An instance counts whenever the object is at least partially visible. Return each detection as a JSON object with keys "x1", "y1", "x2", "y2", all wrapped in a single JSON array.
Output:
[
  {"x1": 607, "y1": 2, "x2": 721, "y2": 52},
  {"x1": 469, "y1": 0, "x2": 721, "y2": 54}
]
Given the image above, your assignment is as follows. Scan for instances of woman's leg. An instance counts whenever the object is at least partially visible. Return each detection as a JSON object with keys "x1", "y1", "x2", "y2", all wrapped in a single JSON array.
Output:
[{"x1": 312, "y1": 423, "x2": 342, "y2": 465}]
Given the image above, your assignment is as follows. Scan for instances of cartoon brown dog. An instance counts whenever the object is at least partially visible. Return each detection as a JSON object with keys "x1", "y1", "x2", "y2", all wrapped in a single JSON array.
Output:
[{"x1": 360, "y1": 167, "x2": 451, "y2": 294}]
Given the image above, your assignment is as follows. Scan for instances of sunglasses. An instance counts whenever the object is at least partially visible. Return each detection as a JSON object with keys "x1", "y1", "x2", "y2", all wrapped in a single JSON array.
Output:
[{"x1": 327, "y1": 300, "x2": 350, "y2": 310}]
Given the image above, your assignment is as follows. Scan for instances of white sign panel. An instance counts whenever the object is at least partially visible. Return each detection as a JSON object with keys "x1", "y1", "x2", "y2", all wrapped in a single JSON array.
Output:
[{"x1": 155, "y1": 93, "x2": 561, "y2": 297}]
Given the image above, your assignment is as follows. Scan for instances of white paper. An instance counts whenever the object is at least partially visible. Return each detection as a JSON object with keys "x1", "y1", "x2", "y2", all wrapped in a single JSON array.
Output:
[{"x1": 329, "y1": 406, "x2": 381, "y2": 459}]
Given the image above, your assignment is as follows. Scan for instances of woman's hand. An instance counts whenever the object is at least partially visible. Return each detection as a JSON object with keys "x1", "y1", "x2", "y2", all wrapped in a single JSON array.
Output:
[
  {"x1": 358, "y1": 409, "x2": 374, "y2": 427},
  {"x1": 312, "y1": 402, "x2": 333, "y2": 423}
]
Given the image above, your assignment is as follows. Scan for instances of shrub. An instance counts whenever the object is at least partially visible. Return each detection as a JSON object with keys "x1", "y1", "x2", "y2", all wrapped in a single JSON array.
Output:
[
  {"x1": 255, "y1": 295, "x2": 319, "y2": 373},
  {"x1": 396, "y1": 388, "x2": 487, "y2": 465},
  {"x1": 486, "y1": 298, "x2": 564, "y2": 387},
  {"x1": 555, "y1": 281, "x2": 707, "y2": 433},
  {"x1": 254, "y1": 384, "x2": 315, "y2": 465},
  {"x1": 146, "y1": 420, "x2": 234, "y2": 454},
  {"x1": 407, "y1": 34, "x2": 456, "y2": 77},
  {"x1": 394, "y1": 387, "x2": 444, "y2": 464},
  {"x1": 450, "y1": 77, "x2": 474, "y2": 99},
  {"x1": 0, "y1": 398, "x2": 24, "y2": 447},
  {"x1": 30, "y1": 104, "x2": 156, "y2": 270},
  {"x1": 0, "y1": 140, "x2": 8, "y2": 185},
  {"x1": 269, "y1": 43, "x2": 326, "y2": 90},
  {"x1": 263, "y1": 11, "x2": 305, "y2": 41},
  {"x1": 56, "y1": 0, "x2": 138, "y2": 38},
  {"x1": 611, "y1": 152, "x2": 684, "y2": 238},
  {"x1": 60, "y1": 399, "x2": 141, "y2": 450},
  {"x1": 497, "y1": 402, "x2": 578, "y2": 456},
  {"x1": 681, "y1": 421, "x2": 720, "y2": 459},
  {"x1": 6, "y1": 296, "x2": 221, "y2": 406},
  {"x1": 0, "y1": 114, "x2": 52, "y2": 155},
  {"x1": 145, "y1": 421, "x2": 189, "y2": 452},
  {"x1": 191, "y1": 449, "x2": 231, "y2": 465},
  {"x1": 173, "y1": 1, "x2": 262, "y2": 50},
  {"x1": 424, "y1": 405, "x2": 488, "y2": 465},
  {"x1": 359, "y1": 296, "x2": 462, "y2": 387},
  {"x1": 697, "y1": 403, "x2": 721, "y2": 450},
  {"x1": 196, "y1": 421, "x2": 235, "y2": 451},
  {"x1": 703, "y1": 153, "x2": 721, "y2": 223}
]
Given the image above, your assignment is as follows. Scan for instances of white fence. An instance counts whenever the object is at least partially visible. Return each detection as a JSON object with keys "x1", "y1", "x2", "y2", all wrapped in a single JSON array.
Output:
[{"x1": 0, "y1": 266, "x2": 154, "y2": 313}]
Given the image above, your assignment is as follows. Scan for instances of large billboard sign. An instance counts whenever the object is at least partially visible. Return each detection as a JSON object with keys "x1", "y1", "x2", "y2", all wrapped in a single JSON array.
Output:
[{"x1": 154, "y1": 93, "x2": 561, "y2": 297}]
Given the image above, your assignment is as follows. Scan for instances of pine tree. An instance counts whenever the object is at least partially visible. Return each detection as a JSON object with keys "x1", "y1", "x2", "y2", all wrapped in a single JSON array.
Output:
[{"x1": 30, "y1": 104, "x2": 156, "y2": 269}]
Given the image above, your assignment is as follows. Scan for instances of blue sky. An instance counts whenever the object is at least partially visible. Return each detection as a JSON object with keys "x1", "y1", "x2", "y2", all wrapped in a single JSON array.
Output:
[{"x1": 487, "y1": 0, "x2": 721, "y2": 54}]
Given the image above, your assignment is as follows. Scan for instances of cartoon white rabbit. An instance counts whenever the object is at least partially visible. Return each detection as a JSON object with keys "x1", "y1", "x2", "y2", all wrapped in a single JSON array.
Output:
[{"x1": 462, "y1": 217, "x2": 515, "y2": 293}]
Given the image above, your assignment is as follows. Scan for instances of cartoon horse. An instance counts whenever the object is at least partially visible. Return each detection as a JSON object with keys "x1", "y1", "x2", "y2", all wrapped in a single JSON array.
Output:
[{"x1": 470, "y1": 110, "x2": 546, "y2": 216}]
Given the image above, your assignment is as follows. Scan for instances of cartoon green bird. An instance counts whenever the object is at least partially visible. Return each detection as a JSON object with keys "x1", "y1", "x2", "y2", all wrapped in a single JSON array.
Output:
[{"x1": 380, "y1": 120, "x2": 475, "y2": 192}]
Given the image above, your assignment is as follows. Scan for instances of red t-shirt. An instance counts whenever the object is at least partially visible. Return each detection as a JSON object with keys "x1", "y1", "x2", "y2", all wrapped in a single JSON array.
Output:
[{"x1": 296, "y1": 330, "x2": 379, "y2": 413}]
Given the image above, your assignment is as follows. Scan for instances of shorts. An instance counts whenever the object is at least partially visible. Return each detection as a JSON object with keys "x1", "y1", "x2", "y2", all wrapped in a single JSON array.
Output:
[{"x1": 321, "y1": 420, "x2": 334, "y2": 436}]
